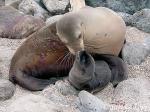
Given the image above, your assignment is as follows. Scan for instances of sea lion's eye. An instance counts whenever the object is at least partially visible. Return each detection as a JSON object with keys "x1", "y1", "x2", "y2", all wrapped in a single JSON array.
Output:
[{"x1": 78, "y1": 34, "x2": 82, "y2": 39}]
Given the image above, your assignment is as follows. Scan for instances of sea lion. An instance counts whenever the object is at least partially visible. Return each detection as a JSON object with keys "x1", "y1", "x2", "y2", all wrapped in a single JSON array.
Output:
[
  {"x1": 56, "y1": 6, "x2": 126, "y2": 56},
  {"x1": 69, "y1": 51, "x2": 127, "y2": 92},
  {"x1": 9, "y1": 23, "x2": 75, "y2": 91}
]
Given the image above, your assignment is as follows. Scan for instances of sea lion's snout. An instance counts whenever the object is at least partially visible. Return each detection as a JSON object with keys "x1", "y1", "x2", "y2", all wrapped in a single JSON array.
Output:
[{"x1": 77, "y1": 51, "x2": 90, "y2": 64}]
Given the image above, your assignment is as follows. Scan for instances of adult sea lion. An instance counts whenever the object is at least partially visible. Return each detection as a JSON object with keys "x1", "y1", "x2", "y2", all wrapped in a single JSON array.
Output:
[
  {"x1": 9, "y1": 23, "x2": 75, "y2": 91},
  {"x1": 69, "y1": 51, "x2": 127, "y2": 92},
  {"x1": 56, "y1": 6, "x2": 126, "y2": 56}
]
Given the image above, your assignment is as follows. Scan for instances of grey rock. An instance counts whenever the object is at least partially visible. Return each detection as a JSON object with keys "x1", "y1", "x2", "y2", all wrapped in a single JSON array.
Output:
[
  {"x1": 42, "y1": 0, "x2": 70, "y2": 15},
  {"x1": 85, "y1": 0, "x2": 107, "y2": 7},
  {"x1": 0, "y1": 6, "x2": 45, "y2": 39},
  {"x1": 46, "y1": 15, "x2": 63, "y2": 25},
  {"x1": 55, "y1": 80, "x2": 78, "y2": 96},
  {"x1": 144, "y1": 36, "x2": 150, "y2": 49},
  {"x1": 131, "y1": 9, "x2": 150, "y2": 33},
  {"x1": 42, "y1": 81, "x2": 78, "y2": 106},
  {"x1": 0, "y1": 0, "x2": 5, "y2": 7},
  {"x1": 5, "y1": 0, "x2": 22, "y2": 9},
  {"x1": 76, "y1": 90, "x2": 110, "y2": 112},
  {"x1": 122, "y1": 42, "x2": 150, "y2": 65},
  {"x1": 7, "y1": 94, "x2": 63, "y2": 112},
  {"x1": 19, "y1": 0, "x2": 49, "y2": 20},
  {"x1": 0, "y1": 79, "x2": 15, "y2": 100},
  {"x1": 111, "y1": 77, "x2": 150, "y2": 110},
  {"x1": 85, "y1": 0, "x2": 150, "y2": 14},
  {"x1": 117, "y1": 12, "x2": 133, "y2": 26}
]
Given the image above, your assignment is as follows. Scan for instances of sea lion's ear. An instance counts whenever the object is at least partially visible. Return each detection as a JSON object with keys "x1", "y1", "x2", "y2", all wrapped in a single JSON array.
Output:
[{"x1": 50, "y1": 22, "x2": 57, "y2": 35}]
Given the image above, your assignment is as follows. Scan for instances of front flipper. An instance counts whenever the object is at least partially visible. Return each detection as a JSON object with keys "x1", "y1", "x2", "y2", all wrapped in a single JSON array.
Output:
[{"x1": 93, "y1": 54, "x2": 128, "y2": 87}]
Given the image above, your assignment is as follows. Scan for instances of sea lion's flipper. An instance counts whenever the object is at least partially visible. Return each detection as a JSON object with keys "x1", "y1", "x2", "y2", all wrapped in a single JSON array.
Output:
[
  {"x1": 11, "y1": 69, "x2": 56, "y2": 91},
  {"x1": 93, "y1": 54, "x2": 128, "y2": 87}
]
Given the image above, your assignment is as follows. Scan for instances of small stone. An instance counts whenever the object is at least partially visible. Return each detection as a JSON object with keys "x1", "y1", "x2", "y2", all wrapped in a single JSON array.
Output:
[
  {"x1": 0, "y1": 0, "x2": 5, "y2": 7},
  {"x1": 42, "y1": 0, "x2": 70, "y2": 15},
  {"x1": 0, "y1": 79, "x2": 15, "y2": 100},
  {"x1": 76, "y1": 90, "x2": 110, "y2": 112}
]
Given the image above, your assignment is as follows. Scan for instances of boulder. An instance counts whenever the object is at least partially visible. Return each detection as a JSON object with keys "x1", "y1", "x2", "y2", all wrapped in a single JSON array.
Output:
[
  {"x1": 75, "y1": 90, "x2": 110, "y2": 112},
  {"x1": 85, "y1": 0, "x2": 150, "y2": 14},
  {"x1": 122, "y1": 42, "x2": 150, "y2": 65},
  {"x1": 131, "y1": 9, "x2": 150, "y2": 33},
  {"x1": 0, "y1": 6, "x2": 45, "y2": 39},
  {"x1": 0, "y1": 79, "x2": 15, "y2": 100},
  {"x1": 111, "y1": 77, "x2": 150, "y2": 111},
  {"x1": 19, "y1": 0, "x2": 49, "y2": 20}
]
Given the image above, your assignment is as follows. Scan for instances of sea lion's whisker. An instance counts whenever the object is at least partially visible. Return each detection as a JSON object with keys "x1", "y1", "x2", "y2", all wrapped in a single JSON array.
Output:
[{"x1": 59, "y1": 52, "x2": 69, "y2": 75}]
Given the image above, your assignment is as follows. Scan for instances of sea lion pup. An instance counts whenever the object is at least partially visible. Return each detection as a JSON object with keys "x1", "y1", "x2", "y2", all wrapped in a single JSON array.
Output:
[
  {"x1": 56, "y1": 6, "x2": 126, "y2": 56},
  {"x1": 69, "y1": 51, "x2": 127, "y2": 92},
  {"x1": 69, "y1": 51, "x2": 111, "y2": 92},
  {"x1": 9, "y1": 23, "x2": 75, "y2": 91}
]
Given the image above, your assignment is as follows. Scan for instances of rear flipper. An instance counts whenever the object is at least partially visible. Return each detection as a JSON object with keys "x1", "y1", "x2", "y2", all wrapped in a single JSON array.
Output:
[
  {"x1": 93, "y1": 54, "x2": 128, "y2": 87},
  {"x1": 9, "y1": 69, "x2": 58, "y2": 91}
]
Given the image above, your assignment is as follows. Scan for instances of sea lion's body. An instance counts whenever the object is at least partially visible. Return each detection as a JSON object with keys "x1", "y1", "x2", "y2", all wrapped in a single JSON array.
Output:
[
  {"x1": 56, "y1": 7, "x2": 126, "y2": 56},
  {"x1": 9, "y1": 6, "x2": 127, "y2": 91},
  {"x1": 9, "y1": 23, "x2": 74, "y2": 91},
  {"x1": 69, "y1": 51, "x2": 127, "y2": 92}
]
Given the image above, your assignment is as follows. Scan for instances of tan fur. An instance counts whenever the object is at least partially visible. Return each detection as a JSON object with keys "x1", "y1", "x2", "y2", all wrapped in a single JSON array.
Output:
[{"x1": 56, "y1": 6, "x2": 126, "y2": 56}]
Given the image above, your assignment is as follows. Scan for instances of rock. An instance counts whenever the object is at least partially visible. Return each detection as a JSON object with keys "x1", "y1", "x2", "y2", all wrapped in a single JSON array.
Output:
[
  {"x1": 122, "y1": 42, "x2": 150, "y2": 65},
  {"x1": 131, "y1": 9, "x2": 150, "y2": 33},
  {"x1": 144, "y1": 36, "x2": 150, "y2": 49},
  {"x1": 0, "y1": 0, "x2": 5, "y2": 7},
  {"x1": 42, "y1": 0, "x2": 70, "y2": 15},
  {"x1": 95, "y1": 83, "x2": 114, "y2": 103},
  {"x1": 111, "y1": 77, "x2": 150, "y2": 111},
  {"x1": 42, "y1": 80, "x2": 78, "y2": 106},
  {"x1": 7, "y1": 94, "x2": 63, "y2": 112},
  {"x1": 55, "y1": 80, "x2": 78, "y2": 96},
  {"x1": 117, "y1": 12, "x2": 133, "y2": 26},
  {"x1": 0, "y1": 79, "x2": 15, "y2": 100},
  {"x1": 19, "y1": 0, "x2": 49, "y2": 20},
  {"x1": 85, "y1": 0, "x2": 107, "y2": 7},
  {"x1": 46, "y1": 15, "x2": 63, "y2": 25},
  {"x1": 5, "y1": 0, "x2": 22, "y2": 9},
  {"x1": 0, "y1": 6, "x2": 45, "y2": 39},
  {"x1": 69, "y1": 0, "x2": 86, "y2": 12},
  {"x1": 85, "y1": 0, "x2": 150, "y2": 14},
  {"x1": 76, "y1": 90, "x2": 110, "y2": 112}
]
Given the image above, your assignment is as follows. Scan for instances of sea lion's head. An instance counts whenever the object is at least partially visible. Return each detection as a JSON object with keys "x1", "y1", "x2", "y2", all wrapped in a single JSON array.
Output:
[
  {"x1": 56, "y1": 13, "x2": 84, "y2": 54},
  {"x1": 69, "y1": 51, "x2": 95, "y2": 90}
]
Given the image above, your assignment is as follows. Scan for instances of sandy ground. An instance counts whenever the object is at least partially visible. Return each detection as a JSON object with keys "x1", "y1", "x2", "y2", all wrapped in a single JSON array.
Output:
[{"x1": 0, "y1": 26, "x2": 150, "y2": 112}]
